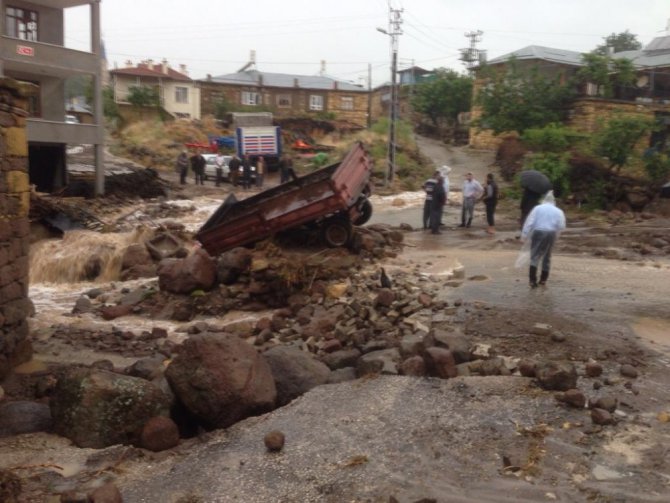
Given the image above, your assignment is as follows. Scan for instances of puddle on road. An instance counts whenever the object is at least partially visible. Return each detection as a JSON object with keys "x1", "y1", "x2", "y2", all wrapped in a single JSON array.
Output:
[{"x1": 632, "y1": 317, "x2": 670, "y2": 355}]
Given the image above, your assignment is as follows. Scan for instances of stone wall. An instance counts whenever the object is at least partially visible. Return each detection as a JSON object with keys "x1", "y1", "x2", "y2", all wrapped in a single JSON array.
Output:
[{"x1": 0, "y1": 78, "x2": 34, "y2": 379}]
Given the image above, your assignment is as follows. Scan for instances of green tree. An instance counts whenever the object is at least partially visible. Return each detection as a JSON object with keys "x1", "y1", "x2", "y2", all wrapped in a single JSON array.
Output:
[
  {"x1": 577, "y1": 53, "x2": 636, "y2": 98},
  {"x1": 591, "y1": 115, "x2": 654, "y2": 172},
  {"x1": 127, "y1": 85, "x2": 160, "y2": 107},
  {"x1": 643, "y1": 151, "x2": 670, "y2": 186},
  {"x1": 411, "y1": 68, "x2": 472, "y2": 126},
  {"x1": 102, "y1": 86, "x2": 119, "y2": 120},
  {"x1": 476, "y1": 60, "x2": 575, "y2": 135},
  {"x1": 593, "y1": 30, "x2": 642, "y2": 55},
  {"x1": 213, "y1": 96, "x2": 233, "y2": 119},
  {"x1": 521, "y1": 123, "x2": 585, "y2": 153}
]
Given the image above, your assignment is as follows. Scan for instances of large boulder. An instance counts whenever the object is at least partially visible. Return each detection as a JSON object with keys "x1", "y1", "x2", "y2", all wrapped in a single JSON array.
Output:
[
  {"x1": 165, "y1": 333, "x2": 276, "y2": 429},
  {"x1": 264, "y1": 346, "x2": 331, "y2": 406},
  {"x1": 158, "y1": 248, "x2": 217, "y2": 294},
  {"x1": 217, "y1": 247, "x2": 252, "y2": 285},
  {"x1": 0, "y1": 401, "x2": 52, "y2": 437},
  {"x1": 50, "y1": 368, "x2": 171, "y2": 448}
]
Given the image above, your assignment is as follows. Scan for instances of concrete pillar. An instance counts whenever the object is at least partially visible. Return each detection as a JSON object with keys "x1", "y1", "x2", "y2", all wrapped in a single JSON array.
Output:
[
  {"x1": 0, "y1": 78, "x2": 35, "y2": 379},
  {"x1": 91, "y1": 0, "x2": 105, "y2": 196}
]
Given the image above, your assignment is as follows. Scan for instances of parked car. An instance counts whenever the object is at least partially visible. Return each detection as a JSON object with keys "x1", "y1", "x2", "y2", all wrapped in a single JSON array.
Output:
[{"x1": 202, "y1": 154, "x2": 231, "y2": 182}]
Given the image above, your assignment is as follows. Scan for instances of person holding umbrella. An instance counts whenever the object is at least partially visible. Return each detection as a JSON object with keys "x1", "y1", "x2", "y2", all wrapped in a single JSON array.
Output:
[
  {"x1": 519, "y1": 170, "x2": 553, "y2": 228},
  {"x1": 521, "y1": 190, "x2": 566, "y2": 288}
]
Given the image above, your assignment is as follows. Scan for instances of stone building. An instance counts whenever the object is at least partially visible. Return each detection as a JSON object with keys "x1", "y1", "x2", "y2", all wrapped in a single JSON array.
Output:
[
  {"x1": 0, "y1": 78, "x2": 33, "y2": 379},
  {"x1": 198, "y1": 70, "x2": 369, "y2": 127},
  {"x1": 469, "y1": 39, "x2": 670, "y2": 150}
]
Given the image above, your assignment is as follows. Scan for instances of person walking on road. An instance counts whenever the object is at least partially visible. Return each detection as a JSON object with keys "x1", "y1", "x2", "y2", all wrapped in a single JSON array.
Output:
[
  {"x1": 430, "y1": 174, "x2": 446, "y2": 234},
  {"x1": 256, "y1": 156, "x2": 265, "y2": 188},
  {"x1": 422, "y1": 170, "x2": 440, "y2": 230},
  {"x1": 521, "y1": 191, "x2": 566, "y2": 288},
  {"x1": 176, "y1": 150, "x2": 189, "y2": 185},
  {"x1": 459, "y1": 172, "x2": 483, "y2": 228},
  {"x1": 482, "y1": 173, "x2": 499, "y2": 234},
  {"x1": 190, "y1": 150, "x2": 206, "y2": 185}
]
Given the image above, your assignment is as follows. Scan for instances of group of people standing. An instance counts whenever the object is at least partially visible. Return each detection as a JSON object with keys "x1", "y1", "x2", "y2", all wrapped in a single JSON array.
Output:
[
  {"x1": 423, "y1": 168, "x2": 499, "y2": 235},
  {"x1": 175, "y1": 150, "x2": 270, "y2": 189},
  {"x1": 422, "y1": 166, "x2": 566, "y2": 289}
]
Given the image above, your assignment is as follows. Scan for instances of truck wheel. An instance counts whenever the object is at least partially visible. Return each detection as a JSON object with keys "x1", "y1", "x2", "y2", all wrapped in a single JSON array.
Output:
[
  {"x1": 322, "y1": 218, "x2": 352, "y2": 247},
  {"x1": 353, "y1": 199, "x2": 373, "y2": 226}
]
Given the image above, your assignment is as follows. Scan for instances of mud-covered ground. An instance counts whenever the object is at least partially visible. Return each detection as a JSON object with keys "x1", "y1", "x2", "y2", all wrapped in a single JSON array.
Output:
[{"x1": 2, "y1": 140, "x2": 670, "y2": 502}]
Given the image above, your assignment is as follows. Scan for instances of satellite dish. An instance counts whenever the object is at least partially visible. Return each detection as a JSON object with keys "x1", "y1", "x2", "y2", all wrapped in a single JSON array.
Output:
[{"x1": 636, "y1": 75, "x2": 649, "y2": 88}]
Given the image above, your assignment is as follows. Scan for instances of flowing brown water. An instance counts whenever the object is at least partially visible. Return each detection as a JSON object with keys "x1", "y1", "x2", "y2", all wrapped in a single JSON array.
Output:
[{"x1": 29, "y1": 226, "x2": 154, "y2": 284}]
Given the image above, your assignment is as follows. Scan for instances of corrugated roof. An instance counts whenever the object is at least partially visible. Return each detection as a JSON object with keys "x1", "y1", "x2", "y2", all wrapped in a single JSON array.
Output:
[
  {"x1": 486, "y1": 45, "x2": 585, "y2": 67},
  {"x1": 110, "y1": 64, "x2": 191, "y2": 82},
  {"x1": 485, "y1": 43, "x2": 670, "y2": 70},
  {"x1": 644, "y1": 35, "x2": 670, "y2": 52},
  {"x1": 204, "y1": 70, "x2": 366, "y2": 92}
]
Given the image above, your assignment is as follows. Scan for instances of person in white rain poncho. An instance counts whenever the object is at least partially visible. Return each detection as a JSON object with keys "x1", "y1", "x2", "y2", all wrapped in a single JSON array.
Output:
[{"x1": 520, "y1": 191, "x2": 566, "y2": 288}]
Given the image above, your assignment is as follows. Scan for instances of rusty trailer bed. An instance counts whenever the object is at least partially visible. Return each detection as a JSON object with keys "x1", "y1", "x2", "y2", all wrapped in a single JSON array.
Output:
[{"x1": 196, "y1": 142, "x2": 371, "y2": 256}]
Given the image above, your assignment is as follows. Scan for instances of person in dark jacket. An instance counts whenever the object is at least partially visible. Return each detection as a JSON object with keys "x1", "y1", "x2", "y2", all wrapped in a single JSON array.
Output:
[
  {"x1": 430, "y1": 174, "x2": 446, "y2": 234},
  {"x1": 241, "y1": 154, "x2": 252, "y2": 190},
  {"x1": 228, "y1": 155, "x2": 241, "y2": 187},
  {"x1": 482, "y1": 173, "x2": 499, "y2": 234},
  {"x1": 422, "y1": 171, "x2": 439, "y2": 230},
  {"x1": 190, "y1": 150, "x2": 206, "y2": 185}
]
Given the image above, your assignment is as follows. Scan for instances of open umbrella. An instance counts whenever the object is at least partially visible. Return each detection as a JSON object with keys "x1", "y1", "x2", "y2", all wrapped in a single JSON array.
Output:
[
  {"x1": 661, "y1": 181, "x2": 670, "y2": 199},
  {"x1": 520, "y1": 170, "x2": 553, "y2": 195}
]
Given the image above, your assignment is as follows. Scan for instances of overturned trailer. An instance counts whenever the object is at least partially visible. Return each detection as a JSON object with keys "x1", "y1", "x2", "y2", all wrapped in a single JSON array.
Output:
[{"x1": 196, "y1": 142, "x2": 373, "y2": 256}]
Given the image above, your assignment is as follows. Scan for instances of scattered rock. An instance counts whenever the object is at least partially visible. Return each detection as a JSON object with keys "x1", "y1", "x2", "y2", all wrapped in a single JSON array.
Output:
[
  {"x1": 591, "y1": 396, "x2": 618, "y2": 413},
  {"x1": 534, "y1": 361, "x2": 578, "y2": 391},
  {"x1": 0, "y1": 469, "x2": 21, "y2": 503},
  {"x1": 140, "y1": 416, "x2": 180, "y2": 452},
  {"x1": 585, "y1": 361, "x2": 603, "y2": 378},
  {"x1": 620, "y1": 364, "x2": 638, "y2": 378},
  {"x1": 518, "y1": 360, "x2": 536, "y2": 377},
  {"x1": 530, "y1": 323, "x2": 552, "y2": 336},
  {"x1": 556, "y1": 389, "x2": 586, "y2": 408},
  {"x1": 399, "y1": 356, "x2": 427, "y2": 377},
  {"x1": 423, "y1": 347, "x2": 457, "y2": 379},
  {"x1": 264, "y1": 430, "x2": 285, "y2": 452},
  {"x1": 591, "y1": 408, "x2": 615, "y2": 425},
  {"x1": 88, "y1": 482, "x2": 123, "y2": 503}
]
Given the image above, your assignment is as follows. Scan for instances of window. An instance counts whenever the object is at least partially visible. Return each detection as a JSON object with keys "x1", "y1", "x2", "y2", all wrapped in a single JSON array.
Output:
[
  {"x1": 241, "y1": 91, "x2": 260, "y2": 106},
  {"x1": 309, "y1": 95, "x2": 324, "y2": 111},
  {"x1": 6, "y1": 6, "x2": 38, "y2": 41},
  {"x1": 276, "y1": 94, "x2": 292, "y2": 108},
  {"x1": 175, "y1": 87, "x2": 188, "y2": 104},
  {"x1": 340, "y1": 96, "x2": 354, "y2": 110}
]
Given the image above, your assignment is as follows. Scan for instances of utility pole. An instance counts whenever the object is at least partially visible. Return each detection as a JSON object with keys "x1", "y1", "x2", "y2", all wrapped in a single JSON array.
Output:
[
  {"x1": 460, "y1": 30, "x2": 484, "y2": 75},
  {"x1": 377, "y1": 5, "x2": 403, "y2": 186}
]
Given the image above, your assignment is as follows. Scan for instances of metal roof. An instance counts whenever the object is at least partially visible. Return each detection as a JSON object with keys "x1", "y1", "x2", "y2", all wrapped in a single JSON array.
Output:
[
  {"x1": 485, "y1": 43, "x2": 670, "y2": 70},
  {"x1": 644, "y1": 35, "x2": 670, "y2": 52},
  {"x1": 204, "y1": 70, "x2": 366, "y2": 92},
  {"x1": 486, "y1": 45, "x2": 585, "y2": 67}
]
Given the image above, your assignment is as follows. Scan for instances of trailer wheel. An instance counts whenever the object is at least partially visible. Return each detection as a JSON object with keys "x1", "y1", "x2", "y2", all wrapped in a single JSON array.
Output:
[
  {"x1": 353, "y1": 199, "x2": 373, "y2": 226},
  {"x1": 322, "y1": 218, "x2": 352, "y2": 247}
]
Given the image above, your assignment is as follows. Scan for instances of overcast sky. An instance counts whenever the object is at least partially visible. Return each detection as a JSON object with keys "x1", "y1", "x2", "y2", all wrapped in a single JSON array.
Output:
[{"x1": 65, "y1": 0, "x2": 669, "y2": 87}]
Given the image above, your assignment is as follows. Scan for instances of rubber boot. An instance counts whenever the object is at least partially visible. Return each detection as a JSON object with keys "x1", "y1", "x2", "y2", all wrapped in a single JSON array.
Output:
[
  {"x1": 539, "y1": 270, "x2": 549, "y2": 285},
  {"x1": 529, "y1": 266, "x2": 538, "y2": 288}
]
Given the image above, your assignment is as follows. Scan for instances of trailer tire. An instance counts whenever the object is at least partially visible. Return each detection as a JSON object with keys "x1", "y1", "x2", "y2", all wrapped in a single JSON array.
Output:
[
  {"x1": 353, "y1": 199, "x2": 373, "y2": 226},
  {"x1": 322, "y1": 218, "x2": 353, "y2": 247}
]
